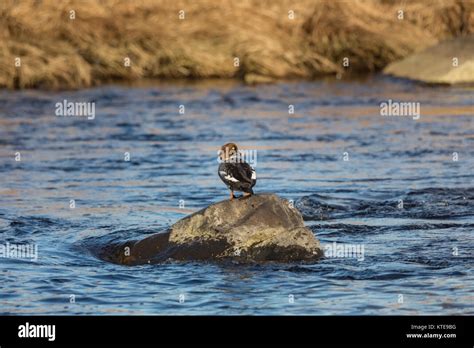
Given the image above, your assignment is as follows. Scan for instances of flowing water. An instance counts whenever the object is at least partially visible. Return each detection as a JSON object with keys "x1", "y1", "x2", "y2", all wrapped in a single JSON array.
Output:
[{"x1": 0, "y1": 76, "x2": 473, "y2": 315}]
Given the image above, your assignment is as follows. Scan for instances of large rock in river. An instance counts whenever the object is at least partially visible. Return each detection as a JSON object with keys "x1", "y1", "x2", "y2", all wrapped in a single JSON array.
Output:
[
  {"x1": 383, "y1": 36, "x2": 474, "y2": 85},
  {"x1": 100, "y1": 194, "x2": 322, "y2": 265}
]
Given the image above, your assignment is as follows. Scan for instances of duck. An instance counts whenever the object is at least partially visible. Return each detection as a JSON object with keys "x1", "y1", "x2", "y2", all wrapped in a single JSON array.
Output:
[{"x1": 218, "y1": 143, "x2": 256, "y2": 200}]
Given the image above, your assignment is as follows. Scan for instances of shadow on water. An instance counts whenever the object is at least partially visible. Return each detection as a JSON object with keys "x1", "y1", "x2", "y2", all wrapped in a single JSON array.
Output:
[{"x1": 297, "y1": 187, "x2": 474, "y2": 220}]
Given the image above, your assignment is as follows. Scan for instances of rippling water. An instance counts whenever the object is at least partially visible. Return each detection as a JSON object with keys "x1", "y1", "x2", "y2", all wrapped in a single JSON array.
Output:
[{"x1": 0, "y1": 76, "x2": 473, "y2": 315}]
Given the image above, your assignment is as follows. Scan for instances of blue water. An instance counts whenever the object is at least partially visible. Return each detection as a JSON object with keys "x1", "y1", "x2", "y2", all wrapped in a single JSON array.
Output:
[{"x1": 0, "y1": 76, "x2": 473, "y2": 315}]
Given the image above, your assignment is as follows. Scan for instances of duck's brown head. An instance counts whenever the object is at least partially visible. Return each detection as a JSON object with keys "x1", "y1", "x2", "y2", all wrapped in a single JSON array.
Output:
[{"x1": 220, "y1": 142, "x2": 238, "y2": 161}]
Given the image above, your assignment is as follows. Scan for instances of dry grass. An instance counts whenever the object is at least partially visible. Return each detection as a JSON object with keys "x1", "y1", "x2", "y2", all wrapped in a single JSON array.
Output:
[{"x1": 0, "y1": 0, "x2": 472, "y2": 89}]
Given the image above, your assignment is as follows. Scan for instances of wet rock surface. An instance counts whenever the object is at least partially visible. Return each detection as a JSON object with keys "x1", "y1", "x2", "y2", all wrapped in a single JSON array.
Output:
[{"x1": 101, "y1": 194, "x2": 323, "y2": 265}]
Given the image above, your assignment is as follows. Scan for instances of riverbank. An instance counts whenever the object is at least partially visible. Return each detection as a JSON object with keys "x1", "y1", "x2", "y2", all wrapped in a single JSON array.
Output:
[{"x1": 0, "y1": 0, "x2": 472, "y2": 89}]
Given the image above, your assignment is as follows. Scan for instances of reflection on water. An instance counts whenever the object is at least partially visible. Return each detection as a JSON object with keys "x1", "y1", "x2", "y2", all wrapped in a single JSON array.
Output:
[{"x1": 0, "y1": 76, "x2": 473, "y2": 315}]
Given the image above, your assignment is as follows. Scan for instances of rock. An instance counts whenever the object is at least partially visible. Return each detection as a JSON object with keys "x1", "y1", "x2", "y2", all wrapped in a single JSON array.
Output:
[
  {"x1": 383, "y1": 36, "x2": 474, "y2": 85},
  {"x1": 101, "y1": 194, "x2": 322, "y2": 265}
]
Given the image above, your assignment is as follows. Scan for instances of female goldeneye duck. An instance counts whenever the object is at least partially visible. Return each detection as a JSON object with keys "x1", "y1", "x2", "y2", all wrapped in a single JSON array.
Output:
[{"x1": 218, "y1": 143, "x2": 256, "y2": 200}]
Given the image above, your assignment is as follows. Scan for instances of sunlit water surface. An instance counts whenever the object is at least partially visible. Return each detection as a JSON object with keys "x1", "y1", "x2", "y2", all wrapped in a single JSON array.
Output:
[{"x1": 0, "y1": 77, "x2": 473, "y2": 315}]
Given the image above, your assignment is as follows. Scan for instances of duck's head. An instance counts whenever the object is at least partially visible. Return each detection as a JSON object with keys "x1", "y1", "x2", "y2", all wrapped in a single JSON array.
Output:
[{"x1": 220, "y1": 142, "x2": 238, "y2": 161}]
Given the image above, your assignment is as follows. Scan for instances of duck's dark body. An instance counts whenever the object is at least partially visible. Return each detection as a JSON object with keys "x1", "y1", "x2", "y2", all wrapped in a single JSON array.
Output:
[{"x1": 218, "y1": 161, "x2": 256, "y2": 194}]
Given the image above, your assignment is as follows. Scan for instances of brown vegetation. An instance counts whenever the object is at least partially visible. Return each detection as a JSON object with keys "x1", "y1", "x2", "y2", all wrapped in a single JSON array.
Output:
[{"x1": 0, "y1": 0, "x2": 472, "y2": 89}]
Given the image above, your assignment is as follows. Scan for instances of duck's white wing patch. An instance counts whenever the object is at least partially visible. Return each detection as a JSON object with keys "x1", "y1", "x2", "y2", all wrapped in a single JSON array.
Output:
[
  {"x1": 224, "y1": 174, "x2": 239, "y2": 182},
  {"x1": 251, "y1": 168, "x2": 256, "y2": 180},
  {"x1": 220, "y1": 170, "x2": 239, "y2": 183}
]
